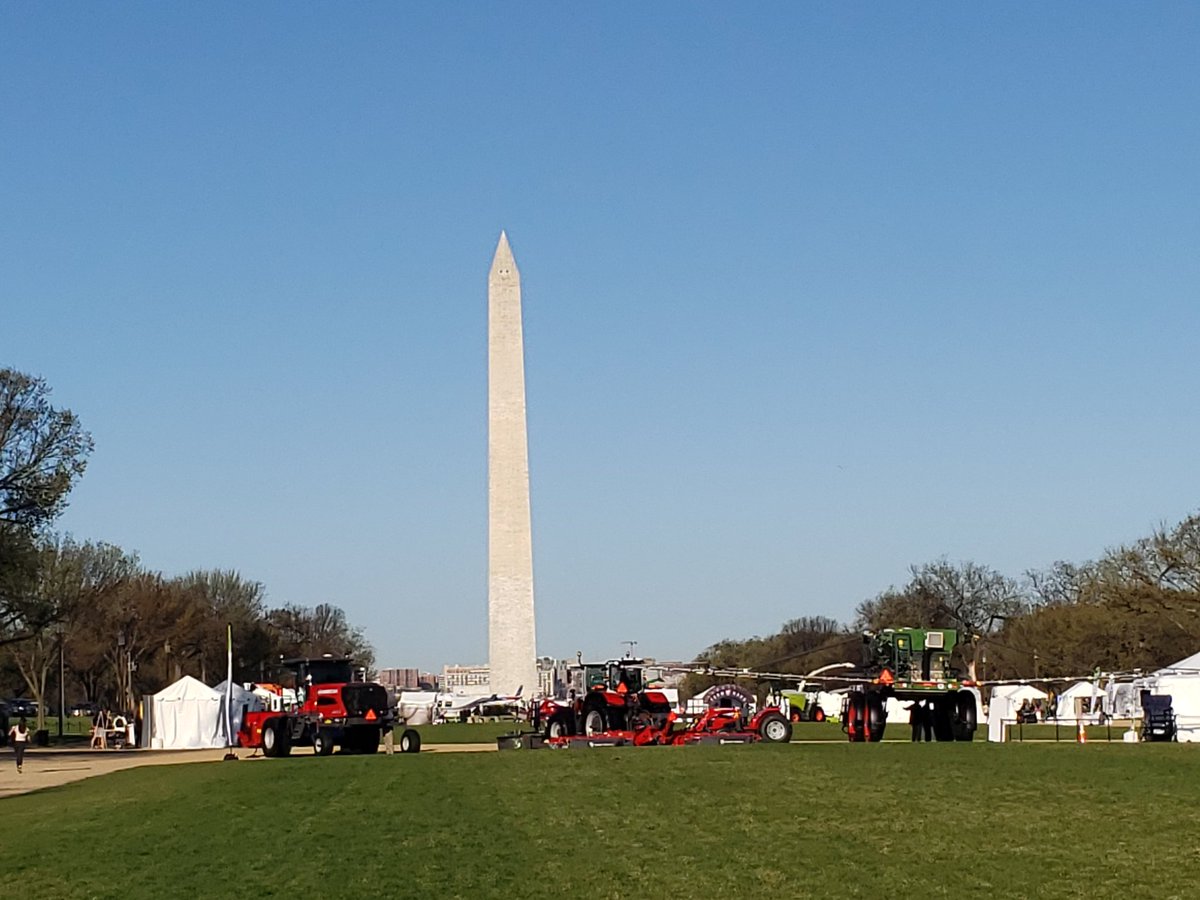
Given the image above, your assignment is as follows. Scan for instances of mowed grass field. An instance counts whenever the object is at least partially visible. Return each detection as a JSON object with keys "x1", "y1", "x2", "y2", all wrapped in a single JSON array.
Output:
[{"x1": 2, "y1": 743, "x2": 1198, "y2": 900}]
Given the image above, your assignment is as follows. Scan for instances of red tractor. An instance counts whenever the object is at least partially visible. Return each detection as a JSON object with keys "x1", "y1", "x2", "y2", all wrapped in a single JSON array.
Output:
[
  {"x1": 535, "y1": 658, "x2": 674, "y2": 739},
  {"x1": 238, "y1": 656, "x2": 421, "y2": 757},
  {"x1": 535, "y1": 681, "x2": 793, "y2": 749}
]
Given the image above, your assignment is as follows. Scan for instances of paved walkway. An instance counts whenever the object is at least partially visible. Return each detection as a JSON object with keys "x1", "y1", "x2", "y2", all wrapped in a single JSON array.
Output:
[{"x1": 0, "y1": 742, "x2": 496, "y2": 800}]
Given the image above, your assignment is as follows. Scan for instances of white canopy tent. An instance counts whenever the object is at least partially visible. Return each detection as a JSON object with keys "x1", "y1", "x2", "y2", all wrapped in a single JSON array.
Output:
[
  {"x1": 1142, "y1": 651, "x2": 1200, "y2": 742},
  {"x1": 987, "y1": 684, "x2": 1048, "y2": 742},
  {"x1": 397, "y1": 691, "x2": 438, "y2": 725},
  {"x1": 1053, "y1": 682, "x2": 1104, "y2": 723},
  {"x1": 146, "y1": 675, "x2": 226, "y2": 750}
]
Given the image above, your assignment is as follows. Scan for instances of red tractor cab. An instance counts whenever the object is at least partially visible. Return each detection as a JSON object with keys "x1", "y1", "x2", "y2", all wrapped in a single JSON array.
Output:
[{"x1": 239, "y1": 656, "x2": 420, "y2": 757}]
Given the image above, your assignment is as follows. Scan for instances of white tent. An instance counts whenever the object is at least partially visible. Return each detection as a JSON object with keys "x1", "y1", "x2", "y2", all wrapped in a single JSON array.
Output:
[
  {"x1": 1053, "y1": 682, "x2": 1104, "y2": 723},
  {"x1": 213, "y1": 680, "x2": 265, "y2": 742},
  {"x1": 1143, "y1": 651, "x2": 1200, "y2": 742},
  {"x1": 148, "y1": 676, "x2": 225, "y2": 750},
  {"x1": 987, "y1": 684, "x2": 1048, "y2": 742},
  {"x1": 398, "y1": 690, "x2": 438, "y2": 725}
]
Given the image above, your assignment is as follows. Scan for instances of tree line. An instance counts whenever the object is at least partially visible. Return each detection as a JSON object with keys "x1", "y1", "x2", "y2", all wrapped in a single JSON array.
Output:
[
  {"x1": 697, "y1": 515, "x2": 1200, "y2": 686},
  {"x1": 1, "y1": 368, "x2": 374, "y2": 730}
]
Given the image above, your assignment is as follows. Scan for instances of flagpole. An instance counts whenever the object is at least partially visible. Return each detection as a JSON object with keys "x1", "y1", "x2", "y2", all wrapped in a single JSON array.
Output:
[{"x1": 225, "y1": 623, "x2": 234, "y2": 750}]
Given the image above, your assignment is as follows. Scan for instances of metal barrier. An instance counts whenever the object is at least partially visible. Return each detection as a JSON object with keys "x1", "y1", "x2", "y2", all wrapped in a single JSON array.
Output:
[{"x1": 1003, "y1": 718, "x2": 1132, "y2": 742}]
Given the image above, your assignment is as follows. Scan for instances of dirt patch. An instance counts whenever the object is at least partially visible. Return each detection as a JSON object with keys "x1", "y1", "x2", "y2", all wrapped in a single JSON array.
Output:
[{"x1": 0, "y1": 741, "x2": 495, "y2": 799}]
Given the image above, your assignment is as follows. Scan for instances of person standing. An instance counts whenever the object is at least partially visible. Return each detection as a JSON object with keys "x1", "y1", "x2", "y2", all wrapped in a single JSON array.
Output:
[
  {"x1": 8, "y1": 717, "x2": 30, "y2": 773},
  {"x1": 908, "y1": 701, "x2": 922, "y2": 742}
]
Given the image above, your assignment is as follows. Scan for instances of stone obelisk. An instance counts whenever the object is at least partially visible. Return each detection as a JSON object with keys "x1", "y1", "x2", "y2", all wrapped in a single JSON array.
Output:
[{"x1": 488, "y1": 232, "x2": 538, "y2": 697}]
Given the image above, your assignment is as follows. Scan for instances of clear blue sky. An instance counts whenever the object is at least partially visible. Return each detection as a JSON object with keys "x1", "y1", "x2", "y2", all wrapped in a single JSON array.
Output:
[{"x1": 3, "y1": 5, "x2": 1198, "y2": 671}]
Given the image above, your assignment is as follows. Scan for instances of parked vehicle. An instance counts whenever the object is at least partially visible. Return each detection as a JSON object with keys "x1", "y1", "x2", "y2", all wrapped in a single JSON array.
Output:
[
  {"x1": 6, "y1": 698, "x2": 39, "y2": 718},
  {"x1": 238, "y1": 656, "x2": 420, "y2": 757}
]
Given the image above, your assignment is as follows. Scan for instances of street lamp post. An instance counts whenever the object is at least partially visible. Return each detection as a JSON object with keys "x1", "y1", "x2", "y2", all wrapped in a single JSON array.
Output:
[{"x1": 58, "y1": 626, "x2": 66, "y2": 740}]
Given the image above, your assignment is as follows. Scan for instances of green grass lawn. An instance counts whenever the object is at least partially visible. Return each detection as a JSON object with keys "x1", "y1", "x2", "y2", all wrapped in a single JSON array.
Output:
[{"x1": 2, "y1": 744, "x2": 1198, "y2": 899}]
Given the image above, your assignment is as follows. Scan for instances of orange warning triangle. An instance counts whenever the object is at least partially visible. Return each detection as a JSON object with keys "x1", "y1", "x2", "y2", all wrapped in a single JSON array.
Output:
[{"x1": 365, "y1": 709, "x2": 377, "y2": 721}]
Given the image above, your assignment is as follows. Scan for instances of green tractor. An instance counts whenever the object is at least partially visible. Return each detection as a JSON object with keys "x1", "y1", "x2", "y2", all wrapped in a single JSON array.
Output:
[
  {"x1": 779, "y1": 689, "x2": 828, "y2": 723},
  {"x1": 843, "y1": 628, "x2": 978, "y2": 743}
]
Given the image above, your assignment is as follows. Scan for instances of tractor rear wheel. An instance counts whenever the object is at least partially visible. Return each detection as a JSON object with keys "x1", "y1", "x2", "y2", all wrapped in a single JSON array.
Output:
[
  {"x1": 932, "y1": 699, "x2": 955, "y2": 742},
  {"x1": 953, "y1": 690, "x2": 977, "y2": 741},
  {"x1": 846, "y1": 694, "x2": 867, "y2": 742},
  {"x1": 313, "y1": 729, "x2": 335, "y2": 756},
  {"x1": 399, "y1": 728, "x2": 421, "y2": 753},
  {"x1": 350, "y1": 726, "x2": 380, "y2": 754},
  {"x1": 583, "y1": 708, "x2": 607, "y2": 736},
  {"x1": 865, "y1": 693, "x2": 887, "y2": 742},
  {"x1": 758, "y1": 711, "x2": 792, "y2": 743}
]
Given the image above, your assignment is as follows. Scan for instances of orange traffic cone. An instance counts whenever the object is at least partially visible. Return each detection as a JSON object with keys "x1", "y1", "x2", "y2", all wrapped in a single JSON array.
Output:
[{"x1": 1077, "y1": 721, "x2": 1087, "y2": 744}]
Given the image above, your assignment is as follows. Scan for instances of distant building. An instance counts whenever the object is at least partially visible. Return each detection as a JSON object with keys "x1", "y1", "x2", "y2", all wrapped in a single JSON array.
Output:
[
  {"x1": 442, "y1": 663, "x2": 491, "y2": 695},
  {"x1": 537, "y1": 656, "x2": 570, "y2": 699},
  {"x1": 377, "y1": 668, "x2": 439, "y2": 691}
]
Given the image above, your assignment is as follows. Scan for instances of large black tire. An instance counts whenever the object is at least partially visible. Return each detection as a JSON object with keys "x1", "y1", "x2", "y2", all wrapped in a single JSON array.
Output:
[
  {"x1": 758, "y1": 711, "x2": 793, "y2": 744},
  {"x1": 313, "y1": 729, "x2": 335, "y2": 756},
  {"x1": 399, "y1": 728, "x2": 421, "y2": 753},
  {"x1": 846, "y1": 694, "x2": 867, "y2": 743},
  {"x1": 262, "y1": 720, "x2": 281, "y2": 758},
  {"x1": 933, "y1": 698, "x2": 956, "y2": 742},
  {"x1": 865, "y1": 693, "x2": 887, "y2": 742},
  {"x1": 351, "y1": 726, "x2": 380, "y2": 754},
  {"x1": 953, "y1": 691, "x2": 977, "y2": 742}
]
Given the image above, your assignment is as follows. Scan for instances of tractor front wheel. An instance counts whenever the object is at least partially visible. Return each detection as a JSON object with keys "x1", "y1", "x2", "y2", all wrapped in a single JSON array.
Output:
[
  {"x1": 583, "y1": 708, "x2": 607, "y2": 736},
  {"x1": 313, "y1": 729, "x2": 335, "y2": 756},
  {"x1": 262, "y1": 721, "x2": 279, "y2": 758},
  {"x1": 399, "y1": 728, "x2": 421, "y2": 753},
  {"x1": 758, "y1": 711, "x2": 792, "y2": 743}
]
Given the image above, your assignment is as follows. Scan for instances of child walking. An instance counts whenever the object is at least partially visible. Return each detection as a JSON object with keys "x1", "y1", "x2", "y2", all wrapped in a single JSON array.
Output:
[{"x1": 8, "y1": 717, "x2": 30, "y2": 773}]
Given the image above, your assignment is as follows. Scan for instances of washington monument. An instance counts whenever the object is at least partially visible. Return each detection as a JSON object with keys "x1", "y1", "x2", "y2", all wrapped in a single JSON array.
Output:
[{"x1": 488, "y1": 232, "x2": 538, "y2": 697}]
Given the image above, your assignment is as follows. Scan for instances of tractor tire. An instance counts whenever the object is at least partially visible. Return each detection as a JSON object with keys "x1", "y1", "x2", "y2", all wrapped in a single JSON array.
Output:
[
  {"x1": 350, "y1": 726, "x2": 380, "y2": 754},
  {"x1": 953, "y1": 690, "x2": 977, "y2": 741},
  {"x1": 399, "y1": 728, "x2": 421, "y2": 753},
  {"x1": 583, "y1": 708, "x2": 607, "y2": 736},
  {"x1": 790, "y1": 710, "x2": 802, "y2": 723},
  {"x1": 313, "y1": 729, "x2": 335, "y2": 756},
  {"x1": 846, "y1": 694, "x2": 867, "y2": 743},
  {"x1": 814, "y1": 706, "x2": 826, "y2": 723},
  {"x1": 546, "y1": 715, "x2": 572, "y2": 739},
  {"x1": 932, "y1": 698, "x2": 956, "y2": 742},
  {"x1": 262, "y1": 720, "x2": 280, "y2": 758},
  {"x1": 865, "y1": 693, "x2": 887, "y2": 742},
  {"x1": 758, "y1": 711, "x2": 792, "y2": 743}
]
